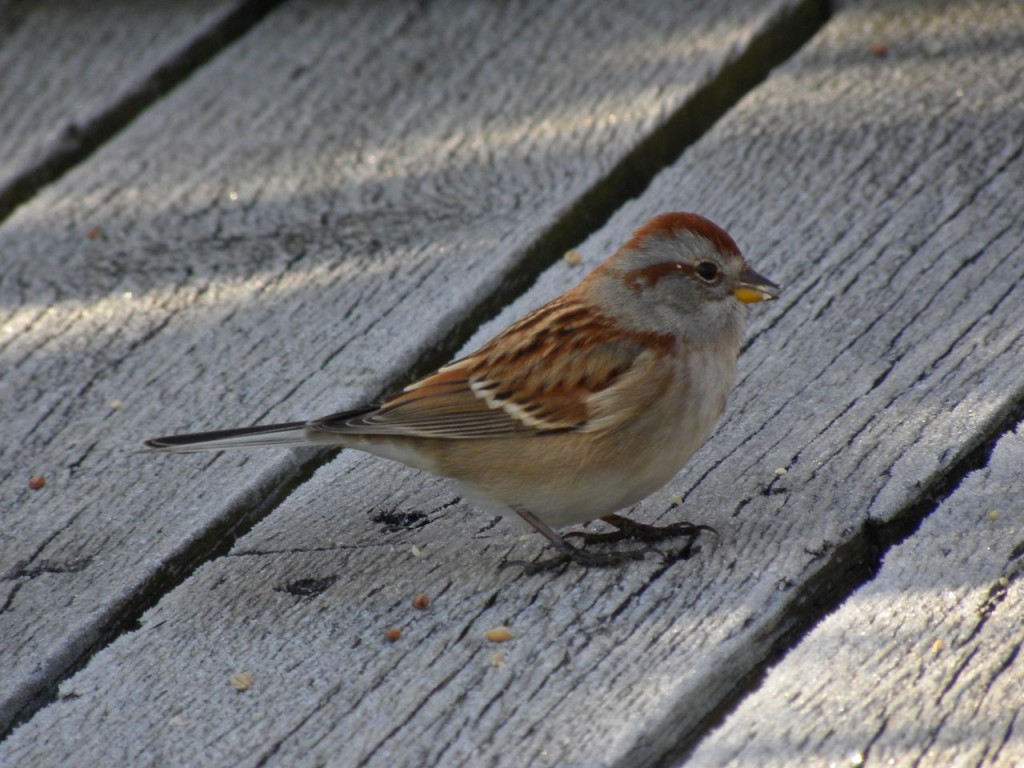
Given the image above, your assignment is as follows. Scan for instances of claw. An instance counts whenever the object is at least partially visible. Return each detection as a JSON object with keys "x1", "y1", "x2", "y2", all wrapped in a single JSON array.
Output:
[
  {"x1": 565, "y1": 514, "x2": 716, "y2": 547},
  {"x1": 502, "y1": 506, "x2": 714, "y2": 574},
  {"x1": 501, "y1": 545, "x2": 649, "y2": 574}
]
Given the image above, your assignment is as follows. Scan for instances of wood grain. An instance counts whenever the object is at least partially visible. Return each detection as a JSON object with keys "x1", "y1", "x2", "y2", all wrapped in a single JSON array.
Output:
[
  {"x1": 0, "y1": 0, "x2": 810, "y2": 739},
  {"x1": 2, "y1": 0, "x2": 1020, "y2": 765},
  {"x1": 0, "y1": 0, "x2": 270, "y2": 219},
  {"x1": 687, "y1": 424, "x2": 1024, "y2": 767}
]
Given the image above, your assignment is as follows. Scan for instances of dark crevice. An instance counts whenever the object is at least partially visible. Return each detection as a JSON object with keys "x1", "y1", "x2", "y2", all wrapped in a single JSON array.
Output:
[
  {"x1": 225, "y1": 544, "x2": 357, "y2": 558},
  {"x1": 273, "y1": 575, "x2": 338, "y2": 600},
  {"x1": 0, "y1": 0, "x2": 285, "y2": 224},
  {"x1": 861, "y1": 714, "x2": 891, "y2": 765},
  {"x1": 651, "y1": 393, "x2": 1024, "y2": 768},
  {"x1": 983, "y1": 642, "x2": 1021, "y2": 698},
  {"x1": 965, "y1": 549, "x2": 1024, "y2": 649},
  {"x1": 3, "y1": 557, "x2": 94, "y2": 582},
  {"x1": 0, "y1": 452, "x2": 324, "y2": 738},
  {"x1": 2, "y1": 0, "x2": 831, "y2": 744}
]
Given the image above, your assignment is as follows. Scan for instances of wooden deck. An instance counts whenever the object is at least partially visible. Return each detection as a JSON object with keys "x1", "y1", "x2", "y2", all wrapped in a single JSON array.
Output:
[{"x1": 2, "y1": 1, "x2": 1022, "y2": 765}]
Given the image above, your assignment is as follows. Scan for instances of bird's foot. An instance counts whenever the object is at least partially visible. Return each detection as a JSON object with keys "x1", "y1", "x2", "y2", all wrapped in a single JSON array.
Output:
[
  {"x1": 565, "y1": 513, "x2": 717, "y2": 547},
  {"x1": 500, "y1": 506, "x2": 713, "y2": 574},
  {"x1": 500, "y1": 543, "x2": 650, "y2": 574}
]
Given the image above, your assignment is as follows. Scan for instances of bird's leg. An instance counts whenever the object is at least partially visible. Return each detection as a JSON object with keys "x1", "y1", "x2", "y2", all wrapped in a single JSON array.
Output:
[
  {"x1": 500, "y1": 507, "x2": 648, "y2": 573},
  {"x1": 565, "y1": 513, "x2": 717, "y2": 546}
]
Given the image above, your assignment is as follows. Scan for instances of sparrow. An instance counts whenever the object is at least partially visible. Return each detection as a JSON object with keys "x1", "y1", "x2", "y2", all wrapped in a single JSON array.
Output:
[{"x1": 147, "y1": 212, "x2": 779, "y2": 570}]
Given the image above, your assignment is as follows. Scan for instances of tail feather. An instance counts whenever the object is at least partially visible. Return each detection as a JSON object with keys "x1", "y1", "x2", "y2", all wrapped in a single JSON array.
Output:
[
  {"x1": 144, "y1": 421, "x2": 316, "y2": 453},
  {"x1": 144, "y1": 405, "x2": 381, "y2": 453}
]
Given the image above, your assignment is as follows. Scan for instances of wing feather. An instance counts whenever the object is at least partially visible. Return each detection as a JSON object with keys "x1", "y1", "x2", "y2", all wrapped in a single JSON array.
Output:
[{"x1": 311, "y1": 298, "x2": 676, "y2": 440}]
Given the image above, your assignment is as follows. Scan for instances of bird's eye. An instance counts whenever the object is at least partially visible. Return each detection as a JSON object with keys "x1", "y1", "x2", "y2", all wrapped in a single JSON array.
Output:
[{"x1": 695, "y1": 261, "x2": 719, "y2": 282}]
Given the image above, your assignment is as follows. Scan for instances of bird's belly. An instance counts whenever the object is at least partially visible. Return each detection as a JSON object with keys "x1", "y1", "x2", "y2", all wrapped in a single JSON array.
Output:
[
  {"x1": 452, "y1": 381, "x2": 730, "y2": 528},
  {"x1": 388, "y1": 344, "x2": 737, "y2": 529}
]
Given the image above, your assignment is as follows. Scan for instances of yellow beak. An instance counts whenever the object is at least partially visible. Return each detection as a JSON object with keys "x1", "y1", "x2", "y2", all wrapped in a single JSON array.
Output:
[{"x1": 733, "y1": 267, "x2": 779, "y2": 304}]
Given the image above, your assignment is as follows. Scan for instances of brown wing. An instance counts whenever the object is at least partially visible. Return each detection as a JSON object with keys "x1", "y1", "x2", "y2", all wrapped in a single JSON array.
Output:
[{"x1": 311, "y1": 298, "x2": 674, "y2": 439}]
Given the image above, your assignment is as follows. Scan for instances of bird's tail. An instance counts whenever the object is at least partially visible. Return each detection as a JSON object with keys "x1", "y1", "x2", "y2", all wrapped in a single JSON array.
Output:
[{"x1": 144, "y1": 421, "x2": 317, "y2": 453}]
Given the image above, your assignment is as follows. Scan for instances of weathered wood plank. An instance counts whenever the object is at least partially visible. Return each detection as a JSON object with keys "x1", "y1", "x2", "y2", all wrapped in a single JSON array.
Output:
[
  {"x1": 0, "y1": 0, "x2": 272, "y2": 219},
  {"x1": 2, "y1": 0, "x2": 1020, "y2": 766},
  {"x1": 0, "y1": 0, "x2": 812, "y2": 738},
  {"x1": 686, "y1": 423, "x2": 1024, "y2": 767}
]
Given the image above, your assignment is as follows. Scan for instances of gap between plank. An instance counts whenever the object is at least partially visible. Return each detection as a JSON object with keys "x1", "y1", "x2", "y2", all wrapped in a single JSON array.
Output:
[
  {"x1": 0, "y1": 0, "x2": 831, "y2": 743},
  {"x1": 0, "y1": 0, "x2": 284, "y2": 224},
  {"x1": 652, "y1": 394, "x2": 1024, "y2": 768}
]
